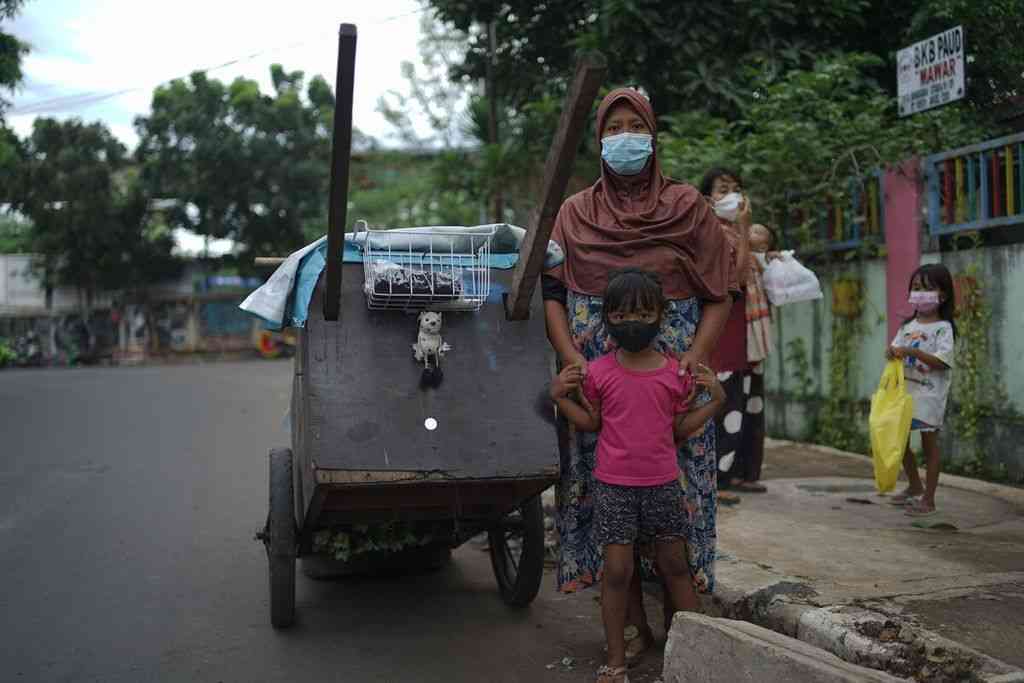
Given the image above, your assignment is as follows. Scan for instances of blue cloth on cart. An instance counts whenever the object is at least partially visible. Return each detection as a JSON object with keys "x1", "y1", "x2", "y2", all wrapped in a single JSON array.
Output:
[{"x1": 239, "y1": 224, "x2": 564, "y2": 330}]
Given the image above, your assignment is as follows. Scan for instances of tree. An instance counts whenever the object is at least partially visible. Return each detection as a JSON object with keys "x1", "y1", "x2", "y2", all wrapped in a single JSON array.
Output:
[
  {"x1": 1, "y1": 0, "x2": 29, "y2": 170},
  {"x1": 0, "y1": 213, "x2": 31, "y2": 252},
  {"x1": 378, "y1": 14, "x2": 602, "y2": 225},
  {"x1": 658, "y1": 53, "x2": 990, "y2": 249},
  {"x1": 425, "y1": 1, "x2": 887, "y2": 118},
  {"x1": 136, "y1": 65, "x2": 378, "y2": 258},
  {"x1": 424, "y1": 0, "x2": 1021, "y2": 123},
  {"x1": 5, "y1": 118, "x2": 180, "y2": 303},
  {"x1": 907, "y1": 0, "x2": 1024, "y2": 112},
  {"x1": 0, "y1": 0, "x2": 27, "y2": 110},
  {"x1": 376, "y1": 14, "x2": 473, "y2": 150}
]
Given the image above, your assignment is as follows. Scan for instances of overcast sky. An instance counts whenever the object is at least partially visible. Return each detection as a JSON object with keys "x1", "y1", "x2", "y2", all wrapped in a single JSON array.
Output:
[{"x1": 6, "y1": 0, "x2": 430, "y2": 150}]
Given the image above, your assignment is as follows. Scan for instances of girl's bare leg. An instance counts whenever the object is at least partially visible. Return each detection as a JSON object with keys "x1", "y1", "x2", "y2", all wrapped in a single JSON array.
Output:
[
  {"x1": 627, "y1": 569, "x2": 650, "y2": 632},
  {"x1": 920, "y1": 431, "x2": 941, "y2": 509},
  {"x1": 901, "y1": 442, "x2": 924, "y2": 495},
  {"x1": 602, "y1": 544, "x2": 635, "y2": 669},
  {"x1": 655, "y1": 538, "x2": 698, "y2": 632}
]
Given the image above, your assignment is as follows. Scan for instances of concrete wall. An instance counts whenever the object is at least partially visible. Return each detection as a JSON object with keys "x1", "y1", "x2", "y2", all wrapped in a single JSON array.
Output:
[
  {"x1": 765, "y1": 260, "x2": 889, "y2": 444},
  {"x1": 764, "y1": 242, "x2": 1024, "y2": 481},
  {"x1": 0, "y1": 254, "x2": 114, "y2": 315}
]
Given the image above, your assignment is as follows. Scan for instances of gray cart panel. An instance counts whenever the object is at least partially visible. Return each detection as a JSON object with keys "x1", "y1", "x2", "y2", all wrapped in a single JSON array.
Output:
[{"x1": 300, "y1": 264, "x2": 559, "y2": 479}]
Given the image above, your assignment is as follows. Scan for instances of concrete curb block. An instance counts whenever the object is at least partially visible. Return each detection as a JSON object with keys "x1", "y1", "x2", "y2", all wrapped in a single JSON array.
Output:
[
  {"x1": 664, "y1": 612, "x2": 906, "y2": 682},
  {"x1": 765, "y1": 437, "x2": 1024, "y2": 509},
  {"x1": 697, "y1": 573, "x2": 1024, "y2": 682}
]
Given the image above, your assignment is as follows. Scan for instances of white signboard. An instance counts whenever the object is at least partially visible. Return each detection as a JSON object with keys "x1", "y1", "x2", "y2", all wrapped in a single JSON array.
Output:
[{"x1": 897, "y1": 25, "x2": 965, "y2": 117}]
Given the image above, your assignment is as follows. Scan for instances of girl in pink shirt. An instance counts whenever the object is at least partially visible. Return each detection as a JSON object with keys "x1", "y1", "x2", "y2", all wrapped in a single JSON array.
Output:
[{"x1": 549, "y1": 268, "x2": 726, "y2": 682}]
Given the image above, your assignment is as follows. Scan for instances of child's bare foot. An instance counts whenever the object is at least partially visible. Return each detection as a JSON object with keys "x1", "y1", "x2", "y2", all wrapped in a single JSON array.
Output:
[
  {"x1": 596, "y1": 664, "x2": 629, "y2": 682},
  {"x1": 905, "y1": 499, "x2": 937, "y2": 516},
  {"x1": 888, "y1": 488, "x2": 923, "y2": 505}
]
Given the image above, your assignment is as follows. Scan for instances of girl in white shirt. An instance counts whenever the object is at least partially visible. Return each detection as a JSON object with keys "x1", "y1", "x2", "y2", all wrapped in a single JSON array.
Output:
[{"x1": 886, "y1": 264, "x2": 956, "y2": 517}]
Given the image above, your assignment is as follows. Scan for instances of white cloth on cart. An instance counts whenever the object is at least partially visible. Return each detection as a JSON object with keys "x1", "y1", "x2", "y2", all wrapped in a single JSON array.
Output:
[{"x1": 239, "y1": 224, "x2": 564, "y2": 329}]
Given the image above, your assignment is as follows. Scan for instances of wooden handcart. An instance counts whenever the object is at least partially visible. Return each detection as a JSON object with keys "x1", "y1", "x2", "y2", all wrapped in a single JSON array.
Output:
[{"x1": 256, "y1": 24, "x2": 606, "y2": 628}]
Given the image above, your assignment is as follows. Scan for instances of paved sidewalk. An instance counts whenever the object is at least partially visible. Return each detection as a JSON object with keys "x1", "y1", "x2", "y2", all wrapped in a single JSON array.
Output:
[{"x1": 708, "y1": 440, "x2": 1024, "y2": 681}]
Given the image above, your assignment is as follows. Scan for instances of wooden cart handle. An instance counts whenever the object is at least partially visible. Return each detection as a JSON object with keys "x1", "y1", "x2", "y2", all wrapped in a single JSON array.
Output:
[
  {"x1": 323, "y1": 24, "x2": 357, "y2": 322},
  {"x1": 505, "y1": 51, "x2": 607, "y2": 321}
]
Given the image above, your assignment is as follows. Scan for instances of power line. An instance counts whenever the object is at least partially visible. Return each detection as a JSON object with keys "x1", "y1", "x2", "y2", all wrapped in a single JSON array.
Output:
[{"x1": 8, "y1": 7, "x2": 427, "y2": 117}]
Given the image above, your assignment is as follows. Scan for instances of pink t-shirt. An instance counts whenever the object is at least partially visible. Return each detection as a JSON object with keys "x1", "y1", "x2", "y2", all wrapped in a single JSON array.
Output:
[{"x1": 582, "y1": 353, "x2": 692, "y2": 486}]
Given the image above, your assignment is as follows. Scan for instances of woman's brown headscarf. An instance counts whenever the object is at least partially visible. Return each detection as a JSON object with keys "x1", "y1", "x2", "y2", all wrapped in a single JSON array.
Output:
[{"x1": 545, "y1": 88, "x2": 737, "y2": 301}]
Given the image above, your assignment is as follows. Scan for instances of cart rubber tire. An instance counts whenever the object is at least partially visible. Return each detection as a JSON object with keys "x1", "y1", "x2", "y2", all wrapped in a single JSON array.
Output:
[
  {"x1": 488, "y1": 494, "x2": 545, "y2": 607},
  {"x1": 267, "y1": 448, "x2": 297, "y2": 628}
]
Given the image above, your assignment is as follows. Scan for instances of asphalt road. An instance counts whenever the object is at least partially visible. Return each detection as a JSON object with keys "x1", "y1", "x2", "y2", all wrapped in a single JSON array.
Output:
[{"x1": 0, "y1": 361, "x2": 666, "y2": 683}]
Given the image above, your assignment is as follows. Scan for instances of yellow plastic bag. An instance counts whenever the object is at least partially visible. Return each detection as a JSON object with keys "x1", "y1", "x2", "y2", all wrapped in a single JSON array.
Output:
[{"x1": 869, "y1": 360, "x2": 914, "y2": 493}]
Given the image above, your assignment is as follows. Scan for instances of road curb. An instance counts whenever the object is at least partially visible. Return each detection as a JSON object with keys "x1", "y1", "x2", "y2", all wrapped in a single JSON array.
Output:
[
  {"x1": 765, "y1": 438, "x2": 1024, "y2": 509},
  {"x1": 694, "y1": 571, "x2": 1024, "y2": 682}
]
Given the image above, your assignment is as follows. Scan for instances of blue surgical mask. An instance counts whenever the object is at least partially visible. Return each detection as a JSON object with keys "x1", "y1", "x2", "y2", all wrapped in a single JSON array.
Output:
[{"x1": 601, "y1": 132, "x2": 653, "y2": 176}]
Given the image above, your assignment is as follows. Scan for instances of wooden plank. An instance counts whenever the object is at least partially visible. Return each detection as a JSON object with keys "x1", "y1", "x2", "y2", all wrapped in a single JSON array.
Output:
[
  {"x1": 943, "y1": 159, "x2": 955, "y2": 226},
  {"x1": 924, "y1": 131, "x2": 1024, "y2": 164},
  {"x1": 1006, "y1": 145, "x2": 1015, "y2": 215},
  {"x1": 929, "y1": 213, "x2": 1024, "y2": 235},
  {"x1": 955, "y1": 157, "x2": 966, "y2": 224},
  {"x1": 316, "y1": 466, "x2": 559, "y2": 485},
  {"x1": 323, "y1": 24, "x2": 357, "y2": 322},
  {"x1": 1018, "y1": 144, "x2": 1024, "y2": 216},
  {"x1": 980, "y1": 151, "x2": 990, "y2": 220},
  {"x1": 967, "y1": 153, "x2": 976, "y2": 221},
  {"x1": 505, "y1": 50, "x2": 607, "y2": 321},
  {"x1": 320, "y1": 479, "x2": 547, "y2": 512},
  {"x1": 317, "y1": 469, "x2": 442, "y2": 485}
]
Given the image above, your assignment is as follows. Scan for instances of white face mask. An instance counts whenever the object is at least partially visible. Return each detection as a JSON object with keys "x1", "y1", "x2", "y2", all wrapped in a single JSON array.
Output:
[{"x1": 713, "y1": 192, "x2": 743, "y2": 222}]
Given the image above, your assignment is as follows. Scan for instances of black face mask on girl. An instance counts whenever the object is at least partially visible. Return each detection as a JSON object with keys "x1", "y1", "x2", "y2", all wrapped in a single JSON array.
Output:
[{"x1": 607, "y1": 320, "x2": 660, "y2": 352}]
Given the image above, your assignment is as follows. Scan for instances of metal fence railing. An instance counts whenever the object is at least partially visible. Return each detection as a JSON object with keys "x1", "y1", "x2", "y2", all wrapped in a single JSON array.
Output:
[{"x1": 924, "y1": 132, "x2": 1024, "y2": 236}]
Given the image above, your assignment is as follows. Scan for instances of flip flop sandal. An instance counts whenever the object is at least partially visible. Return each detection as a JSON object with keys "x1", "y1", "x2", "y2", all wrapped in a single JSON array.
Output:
[
  {"x1": 717, "y1": 492, "x2": 741, "y2": 506},
  {"x1": 888, "y1": 491, "x2": 922, "y2": 505},
  {"x1": 905, "y1": 501, "x2": 937, "y2": 517},
  {"x1": 596, "y1": 664, "x2": 629, "y2": 683}
]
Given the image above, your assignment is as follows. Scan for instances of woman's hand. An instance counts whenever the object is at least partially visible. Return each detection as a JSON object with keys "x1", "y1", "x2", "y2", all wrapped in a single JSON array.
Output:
[
  {"x1": 563, "y1": 349, "x2": 588, "y2": 377},
  {"x1": 736, "y1": 194, "x2": 753, "y2": 230},
  {"x1": 675, "y1": 350, "x2": 706, "y2": 378},
  {"x1": 694, "y1": 363, "x2": 726, "y2": 405},
  {"x1": 550, "y1": 363, "x2": 585, "y2": 400}
]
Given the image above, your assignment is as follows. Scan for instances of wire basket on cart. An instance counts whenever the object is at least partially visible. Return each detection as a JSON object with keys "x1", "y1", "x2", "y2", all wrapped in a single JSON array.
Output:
[{"x1": 359, "y1": 224, "x2": 495, "y2": 311}]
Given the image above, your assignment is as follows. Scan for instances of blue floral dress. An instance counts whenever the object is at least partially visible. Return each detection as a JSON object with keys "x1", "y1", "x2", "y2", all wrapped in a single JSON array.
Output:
[{"x1": 555, "y1": 291, "x2": 718, "y2": 594}]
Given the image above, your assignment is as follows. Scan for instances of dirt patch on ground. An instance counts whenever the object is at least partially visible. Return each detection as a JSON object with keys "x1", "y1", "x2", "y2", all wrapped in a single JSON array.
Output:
[{"x1": 897, "y1": 583, "x2": 1024, "y2": 670}]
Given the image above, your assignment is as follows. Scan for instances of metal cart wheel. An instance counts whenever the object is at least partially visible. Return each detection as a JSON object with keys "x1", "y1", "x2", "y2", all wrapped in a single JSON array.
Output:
[
  {"x1": 264, "y1": 448, "x2": 297, "y2": 628},
  {"x1": 488, "y1": 494, "x2": 545, "y2": 606}
]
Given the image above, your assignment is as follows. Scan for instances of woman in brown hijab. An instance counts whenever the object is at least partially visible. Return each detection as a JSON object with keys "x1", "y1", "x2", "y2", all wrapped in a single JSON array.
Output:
[{"x1": 542, "y1": 88, "x2": 738, "y2": 667}]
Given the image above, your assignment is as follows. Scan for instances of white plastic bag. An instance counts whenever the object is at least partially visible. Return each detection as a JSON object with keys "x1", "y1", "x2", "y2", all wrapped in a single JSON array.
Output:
[{"x1": 761, "y1": 251, "x2": 823, "y2": 306}]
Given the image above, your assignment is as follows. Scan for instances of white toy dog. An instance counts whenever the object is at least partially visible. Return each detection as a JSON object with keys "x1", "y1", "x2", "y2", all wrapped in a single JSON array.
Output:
[{"x1": 412, "y1": 311, "x2": 451, "y2": 387}]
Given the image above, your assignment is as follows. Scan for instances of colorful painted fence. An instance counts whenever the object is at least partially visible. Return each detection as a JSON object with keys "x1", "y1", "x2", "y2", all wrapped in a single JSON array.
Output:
[
  {"x1": 782, "y1": 171, "x2": 886, "y2": 251},
  {"x1": 925, "y1": 131, "x2": 1024, "y2": 235}
]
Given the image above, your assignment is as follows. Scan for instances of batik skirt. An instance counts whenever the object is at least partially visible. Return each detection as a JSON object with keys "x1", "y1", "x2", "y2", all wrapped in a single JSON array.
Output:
[{"x1": 554, "y1": 291, "x2": 718, "y2": 594}]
